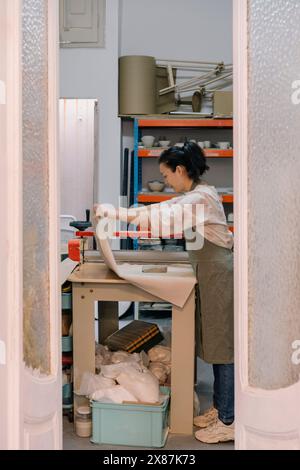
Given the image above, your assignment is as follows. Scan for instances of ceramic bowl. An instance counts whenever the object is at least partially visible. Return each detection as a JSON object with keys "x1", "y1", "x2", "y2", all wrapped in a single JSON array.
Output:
[
  {"x1": 158, "y1": 140, "x2": 171, "y2": 147},
  {"x1": 147, "y1": 180, "x2": 165, "y2": 192},
  {"x1": 141, "y1": 136, "x2": 155, "y2": 147},
  {"x1": 217, "y1": 142, "x2": 230, "y2": 149}
]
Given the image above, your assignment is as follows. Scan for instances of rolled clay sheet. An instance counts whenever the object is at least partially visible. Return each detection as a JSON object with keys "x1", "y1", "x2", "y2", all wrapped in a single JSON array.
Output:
[
  {"x1": 119, "y1": 55, "x2": 157, "y2": 115},
  {"x1": 96, "y1": 224, "x2": 196, "y2": 308}
]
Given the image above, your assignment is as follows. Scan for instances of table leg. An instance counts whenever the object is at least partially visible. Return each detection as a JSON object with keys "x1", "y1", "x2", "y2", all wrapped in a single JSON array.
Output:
[
  {"x1": 98, "y1": 301, "x2": 119, "y2": 343},
  {"x1": 170, "y1": 290, "x2": 195, "y2": 434},
  {"x1": 72, "y1": 286, "x2": 95, "y2": 413}
]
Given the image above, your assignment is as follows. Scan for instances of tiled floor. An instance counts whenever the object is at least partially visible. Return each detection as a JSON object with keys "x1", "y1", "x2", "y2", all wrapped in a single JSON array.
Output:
[{"x1": 63, "y1": 306, "x2": 234, "y2": 451}]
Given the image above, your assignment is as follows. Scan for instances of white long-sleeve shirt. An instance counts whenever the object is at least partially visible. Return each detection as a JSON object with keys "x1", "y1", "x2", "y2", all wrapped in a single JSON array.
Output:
[
  {"x1": 126, "y1": 182, "x2": 233, "y2": 250},
  {"x1": 98, "y1": 182, "x2": 233, "y2": 250}
]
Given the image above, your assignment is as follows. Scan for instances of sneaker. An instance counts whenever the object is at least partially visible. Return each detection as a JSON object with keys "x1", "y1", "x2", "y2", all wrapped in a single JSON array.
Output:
[
  {"x1": 193, "y1": 406, "x2": 218, "y2": 428},
  {"x1": 195, "y1": 418, "x2": 234, "y2": 443}
]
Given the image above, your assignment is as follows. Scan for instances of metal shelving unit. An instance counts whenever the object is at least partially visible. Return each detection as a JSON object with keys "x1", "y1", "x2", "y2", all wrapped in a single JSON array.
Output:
[
  {"x1": 133, "y1": 117, "x2": 234, "y2": 209},
  {"x1": 130, "y1": 117, "x2": 234, "y2": 318}
]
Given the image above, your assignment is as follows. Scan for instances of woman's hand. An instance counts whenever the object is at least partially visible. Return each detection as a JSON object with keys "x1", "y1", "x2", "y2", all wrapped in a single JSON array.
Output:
[
  {"x1": 93, "y1": 203, "x2": 104, "y2": 219},
  {"x1": 93, "y1": 203, "x2": 118, "y2": 222}
]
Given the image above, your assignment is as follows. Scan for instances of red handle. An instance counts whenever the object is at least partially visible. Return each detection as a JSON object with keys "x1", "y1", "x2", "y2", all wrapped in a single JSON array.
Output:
[
  {"x1": 113, "y1": 231, "x2": 183, "y2": 239},
  {"x1": 75, "y1": 231, "x2": 94, "y2": 238},
  {"x1": 114, "y1": 231, "x2": 151, "y2": 238}
]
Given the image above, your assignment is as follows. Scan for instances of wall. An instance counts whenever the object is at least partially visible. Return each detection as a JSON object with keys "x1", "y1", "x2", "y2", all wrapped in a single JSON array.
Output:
[
  {"x1": 60, "y1": 0, "x2": 120, "y2": 207},
  {"x1": 120, "y1": 0, "x2": 232, "y2": 111},
  {"x1": 60, "y1": 0, "x2": 233, "y2": 204},
  {"x1": 119, "y1": 0, "x2": 233, "y2": 195},
  {"x1": 120, "y1": 0, "x2": 232, "y2": 63}
]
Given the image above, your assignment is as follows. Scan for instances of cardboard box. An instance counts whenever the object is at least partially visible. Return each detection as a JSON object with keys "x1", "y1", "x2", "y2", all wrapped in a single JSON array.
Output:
[{"x1": 213, "y1": 91, "x2": 233, "y2": 117}]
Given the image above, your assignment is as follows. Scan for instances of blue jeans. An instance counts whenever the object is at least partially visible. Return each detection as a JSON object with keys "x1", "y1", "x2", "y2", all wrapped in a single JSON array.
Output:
[{"x1": 213, "y1": 363, "x2": 234, "y2": 424}]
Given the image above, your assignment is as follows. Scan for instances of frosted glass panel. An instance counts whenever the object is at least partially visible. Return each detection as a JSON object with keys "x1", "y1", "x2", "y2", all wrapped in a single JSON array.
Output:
[
  {"x1": 23, "y1": 0, "x2": 50, "y2": 373},
  {"x1": 248, "y1": 0, "x2": 300, "y2": 388}
]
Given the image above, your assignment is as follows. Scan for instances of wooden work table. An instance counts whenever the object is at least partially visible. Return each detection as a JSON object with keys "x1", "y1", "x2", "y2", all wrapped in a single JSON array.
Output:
[
  {"x1": 84, "y1": 249, "x2": 190, "y2": 264},
  {"x1": 68, "y1": 260, "x2": 195, "y2": 435}
]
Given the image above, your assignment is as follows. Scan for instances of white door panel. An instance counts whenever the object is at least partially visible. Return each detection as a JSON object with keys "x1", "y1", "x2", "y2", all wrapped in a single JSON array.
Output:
[
  {"x1": 63, "y1": 0, "x2": 97, "y2": 41},
  {"x1": 60, "y1": 0, "x2": 105, "y2": 47},
  {"x1": 24, "y1": 371, "x2": 61, "y2": 450},
  {"x1": 0, "y1": 0, "x2": 61, "y2": 450},
  {"x1": 59, "y1": 99, "x2": 96, "y2": 221},
  {"x1": 64, "y1": 0, "x2": 94, "y2": 28},
  {"x1": 236, "y1": 384, "x2": 300, "y2": 449},
  {"x1": 22, "y1": 0, "x2": 61, "y2": 450},
  {"x1": 0, "y1": 0, "x2": 23, "y2": 450},
  {"x1": 234, "y1": 0, "x2": 300, "y2": 450}
]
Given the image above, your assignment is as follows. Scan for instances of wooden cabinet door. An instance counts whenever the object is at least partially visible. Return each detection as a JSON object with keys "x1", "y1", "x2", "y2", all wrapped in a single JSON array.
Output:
[{"x1": 60, "y1": 0, "x2": 105, "y2": 47}]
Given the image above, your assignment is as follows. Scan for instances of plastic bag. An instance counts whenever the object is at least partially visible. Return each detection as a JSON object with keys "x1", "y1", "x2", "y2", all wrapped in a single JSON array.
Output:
[
  {"x1": 90, "y1": 385, "x2": 138, "y2": 403},
  {"x1": 148, "y1": 345, "x2": 171, "y2": 364},
  {"x1": 139, "y1": 350, "x2": 150, "y2": 368},
  {"x1": 148, "y1": 362, "x2": 169, "y2": 384},
  {"x1": 116, "y1": 366, "x2": 160, "y2": 403},
  {"x1": 111, "y1": 351, "x2": 140, "y2": 364},
  {"x1": 95, "y1": 343, "x2": 112, "y2": 369},
  {"x1": 159, "y1": 326, "x2": 171, "y2": 347},
  {"x1": 77, "y1": 371, "x2": 115, "y2": 396},
  {"x1": 100, "y1": 360, "x2": 142, "y2": 379}
]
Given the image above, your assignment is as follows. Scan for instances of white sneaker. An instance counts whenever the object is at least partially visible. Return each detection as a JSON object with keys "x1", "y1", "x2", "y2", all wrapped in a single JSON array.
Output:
[
  {"x1": 193, "y1": 406, "x2": 218, "y2": 428},
  {"x1": 195, "y1": 418, "x2": 234, "y2": 443}
]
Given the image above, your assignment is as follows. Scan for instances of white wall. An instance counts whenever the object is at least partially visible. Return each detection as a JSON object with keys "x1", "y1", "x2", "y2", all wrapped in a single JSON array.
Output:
[
  {"x1": 60, "y1": 0, "x2": 233, "y2": 205},
  {"x1": 119, "y1": 0, "x2": 233, "y2": 195},
  {"x1": 120, "y1": 0, "x2": 232, "y2": 63},
  {"x1": 60, "y1": 0, "x2": 120, "y2": 207}
]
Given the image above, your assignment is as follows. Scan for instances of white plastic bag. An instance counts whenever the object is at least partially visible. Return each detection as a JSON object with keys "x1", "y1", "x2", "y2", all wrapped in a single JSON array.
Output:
[
  {"x1": 111, "y1": 351, "x2": 140, "y2": 364},
  {"x1": 95, "y1": 343, "x2": 112, "y2": 369},
  {"x1": 139, "y1": 350, "x2": 150, "y2": 368},
  {"x1": 77, "y1": 371, "x2": 115, "y2": 396},
  {"x1": 116, "y1": 366, "x2": 160, "y2": 403},
  {"x1": 148, "y1": 345, "x2": 171, "y2": 364},
  {"x1": 90, "y1": 385, "x2": 138, "y2": 404},
  {"x1": 100, "y1": 360, "x2": 142, "y2": 379},
  {"x1": 148, "y1": 362, "x2": 169, "y2": 384}
]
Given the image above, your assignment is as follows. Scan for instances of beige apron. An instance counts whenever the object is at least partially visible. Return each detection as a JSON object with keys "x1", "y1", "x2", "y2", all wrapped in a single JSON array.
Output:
[{"x1": 188, "y1": 237, "x2": 234, "y2": 364}]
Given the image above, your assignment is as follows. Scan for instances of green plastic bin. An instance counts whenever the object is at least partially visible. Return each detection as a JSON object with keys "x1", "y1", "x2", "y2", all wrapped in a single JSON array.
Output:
[
  {"x1": 91, "y1": 387, "x2": 170, "y2": 448},
  {"x1": 62, "y1": 383, "x2": 73, "y2": 405},
  {"x1": 62, "y1": 292, "x2": 72, "y2": 310},
  {"x1": 62, "y1": 335, "x2": 73, "y2": 352}
]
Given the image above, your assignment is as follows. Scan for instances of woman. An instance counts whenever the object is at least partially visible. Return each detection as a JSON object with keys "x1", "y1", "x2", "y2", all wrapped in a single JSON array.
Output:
[{"x1": 95, "y1": 142, "x2": 234, "y2": 443}]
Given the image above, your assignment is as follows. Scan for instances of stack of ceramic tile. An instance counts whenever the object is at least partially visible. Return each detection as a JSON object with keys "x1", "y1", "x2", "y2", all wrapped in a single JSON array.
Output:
[{"x1": 104, "y1": 320, "x2": 164, "y2": 353}]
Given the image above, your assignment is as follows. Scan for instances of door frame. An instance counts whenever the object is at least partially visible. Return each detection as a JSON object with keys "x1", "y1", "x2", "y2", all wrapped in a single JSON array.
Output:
[
  {"x1": 2, "y1": 0, "x2": 245, "y2": 450},
  {"x1": 233, "y1": 0, "x2": 248, "y2": 387},
  {"x1": 233, "y1": 0, "x2": 249, "y2": 448},
  {"x1": 4, "y1": 0, "x2": 283, "y2": 450},
  {"x1": 0, "y1": 0, "x2": 61, "y2": 449},
  {"x1": 48, "y1": 0, "x2": 61, "y2": 390},
  {"x1": 233, "y1": 0, "x2": 300, "y2": 450},
  {"x1": 0, "y1": 0, "x2": 23, "y2": 450}
]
